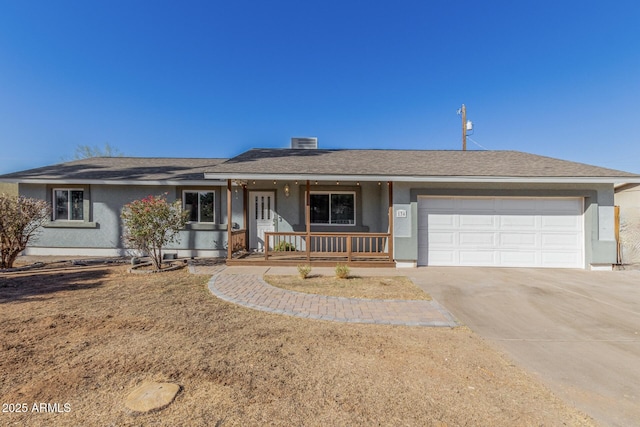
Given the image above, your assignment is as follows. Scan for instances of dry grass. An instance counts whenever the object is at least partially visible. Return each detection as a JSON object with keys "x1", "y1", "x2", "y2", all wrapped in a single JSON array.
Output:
[
  {"x1": 0, "y1": 267, "x2": 595, "y2": 426},
  {"x1": 264, "y1": 274, "x2": 432, "y2": 300}
]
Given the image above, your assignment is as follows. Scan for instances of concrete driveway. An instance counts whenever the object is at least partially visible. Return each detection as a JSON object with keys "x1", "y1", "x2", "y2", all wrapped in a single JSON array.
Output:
[{"x1": 409, "y1": 267, "x2": 640, "y2": 427}]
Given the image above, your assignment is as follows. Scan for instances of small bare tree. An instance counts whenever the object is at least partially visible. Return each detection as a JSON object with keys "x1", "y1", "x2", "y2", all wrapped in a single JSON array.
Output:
[
  {"x1": 0, "y1": 194, "x2": 51, "y2": 269},
  {"x1": 73, "y1": 143, "x2": 124, "y2": 159},
  {"x1": 60, "y1": 143, "x2": 125, "y2": 161},
  {"x1": 120, "y1": 194, "x2": 189, "y2": 271}
]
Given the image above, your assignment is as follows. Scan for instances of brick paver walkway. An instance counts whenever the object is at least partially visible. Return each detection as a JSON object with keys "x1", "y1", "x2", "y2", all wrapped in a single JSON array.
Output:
[{"x1": 204, "y1": 269, "x2": 457, "y2": 327}]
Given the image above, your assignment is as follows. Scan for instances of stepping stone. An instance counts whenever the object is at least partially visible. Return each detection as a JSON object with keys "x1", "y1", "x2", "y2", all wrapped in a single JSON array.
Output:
[{"x1": 125, "y1": 381, "x2": 180, "y2": 413}]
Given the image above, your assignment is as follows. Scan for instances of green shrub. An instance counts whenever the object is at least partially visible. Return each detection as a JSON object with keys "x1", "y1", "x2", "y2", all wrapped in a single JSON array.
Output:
[
  {"x1": 274, "y1": 241, "x2": 296, "y2": 251},
  {"x1": 297, "y1": 264, "x2": 312, "y2": 279},
  {"x1": 335, "y1": 263, "x2": 350, "y2": 279}
]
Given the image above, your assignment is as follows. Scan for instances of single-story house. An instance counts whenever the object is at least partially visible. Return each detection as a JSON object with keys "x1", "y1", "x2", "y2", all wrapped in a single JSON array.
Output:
[{"x1": 2, "y1": 143, "x2": 639, "y2": 270}]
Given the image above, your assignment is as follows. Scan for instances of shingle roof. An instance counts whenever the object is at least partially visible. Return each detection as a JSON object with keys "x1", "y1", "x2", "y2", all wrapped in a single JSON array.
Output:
[
  {"x1": 205, "y1": 149, "x2": 639, "y2": 178},
  {"x1": 2, "y1": 150, "x2": 637, "y2": 183},
  {"x1": 0, "y1": 157, "x2": 227, "y2": 182}
]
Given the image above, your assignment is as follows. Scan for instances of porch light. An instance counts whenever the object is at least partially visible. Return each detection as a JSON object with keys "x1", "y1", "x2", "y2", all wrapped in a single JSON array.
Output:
[
  {"x1": 284, "y1": 183, "x2": 290, "y2": 197},
  {"x1": 273, "y1": 180, "x2": 277, "y2": 185}
]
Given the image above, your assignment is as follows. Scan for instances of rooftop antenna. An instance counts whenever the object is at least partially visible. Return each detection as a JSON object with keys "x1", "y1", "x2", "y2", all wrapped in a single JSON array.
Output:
[{"x1": 457, "y1": 104, "x2": 473, "y2": 150}]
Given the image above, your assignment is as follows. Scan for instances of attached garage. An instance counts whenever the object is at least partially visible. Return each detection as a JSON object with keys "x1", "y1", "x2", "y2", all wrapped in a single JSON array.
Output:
[{"x1": 417, "y1": 196, "x2": 584, "y2": 268}]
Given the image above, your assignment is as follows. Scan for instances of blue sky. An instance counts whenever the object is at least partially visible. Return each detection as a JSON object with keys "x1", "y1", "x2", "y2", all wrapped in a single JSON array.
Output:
[{"x1": 1, "y1": 1, "x2": 639, "y2": 174}]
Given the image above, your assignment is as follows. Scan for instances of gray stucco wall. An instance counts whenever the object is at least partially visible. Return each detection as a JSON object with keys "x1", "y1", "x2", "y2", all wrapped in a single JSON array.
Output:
[
  {"x1": 20, "y1": 183, "x2": 229, "y2": 255},
  {"x1": 392, "y1": 182, "x2": 617, "y2": 268},
  {"x1": 20, "y1": 179, "x2": 617, "y2": 267}
]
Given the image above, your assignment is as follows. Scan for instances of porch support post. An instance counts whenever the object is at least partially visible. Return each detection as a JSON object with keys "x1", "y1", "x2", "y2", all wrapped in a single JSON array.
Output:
[
  {"x1": 388, "y1": 181, "x2": 393, "y2": 262},
  {"x1": 243, "y1": 184, "x2": 248, "y2": 251},
  {"x1": 227, "y1": 179, "x2": 232, "y2": 260},
  {"x1": 306, "y1": 180, "x2": 311, "y2": 262}
]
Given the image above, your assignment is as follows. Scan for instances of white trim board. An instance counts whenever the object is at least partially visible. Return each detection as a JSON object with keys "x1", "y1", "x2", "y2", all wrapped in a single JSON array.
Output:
[
  {"x1": 204, "y1": 173, "x2": 640, "y2": 185},
  {"x1": 1, "y1": 179, "x2": 227, "y2": 186},
  {"x1": 21, "y1": 247, "x2": 226, "y2": 258}
]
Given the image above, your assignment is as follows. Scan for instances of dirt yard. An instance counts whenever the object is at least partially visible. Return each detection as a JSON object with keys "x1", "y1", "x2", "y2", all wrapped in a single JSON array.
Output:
[
  {"x1": 264, "y1": 274, "x2": 432, "y2": 300},
  {"x1": 0, "y1": 265, "x2": 595, "y2": 426}
]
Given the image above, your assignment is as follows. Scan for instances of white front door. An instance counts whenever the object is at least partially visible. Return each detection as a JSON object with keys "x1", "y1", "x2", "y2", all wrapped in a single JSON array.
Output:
[{"x1": 249, "y1": 191, "x2": 275, "y2": 251}]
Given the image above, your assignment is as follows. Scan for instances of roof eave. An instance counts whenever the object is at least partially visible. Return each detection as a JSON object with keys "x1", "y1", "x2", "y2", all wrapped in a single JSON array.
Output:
[
  {"x1": 0, "y1": 178, "x2": 227, "y2": 186},
  {"x1": 203, "y1": 172, "x2": 640, "y2": 185}
]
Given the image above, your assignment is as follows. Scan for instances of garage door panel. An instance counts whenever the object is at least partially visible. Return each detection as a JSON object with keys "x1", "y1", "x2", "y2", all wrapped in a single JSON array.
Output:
[
  {"x1": 459, "y1": 250, "x2": 495, "y2": 265},
  {"x1": 541, "y1": 233, "x2": 582, "y2": 248},
  {"x1": 499, "y1": 232, "x2": 537, "y2": 246},
  {"x1": 459, "y1": 232, "x2": 495, "y2": 246},
  {"x1": 425, "y1": 214, "x2": 456, "y2": 227},
  {"x1": 499, "y1": 215, "x2": 537, "y2": 229},
  {"x1": 541, "y1": 215, "x2": 581, "y2": 229},
  {"x1": 459, "y1": 214, "x2": 495, "y2": 228},
  {"x1": 499, "y1": 251, "x2": 538, "y2": 266},
  {"x1": 428, "y1": 231, "x2": 456, "y2": 245},
  {"x1": 418, "y1": 197, "x2": 583, "y2": 268}
]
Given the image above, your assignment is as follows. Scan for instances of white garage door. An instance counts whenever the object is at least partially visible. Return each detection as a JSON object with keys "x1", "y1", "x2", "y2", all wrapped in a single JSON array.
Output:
[{"x1": 418, "y1": 197, "x2": 584, "y2": 268}]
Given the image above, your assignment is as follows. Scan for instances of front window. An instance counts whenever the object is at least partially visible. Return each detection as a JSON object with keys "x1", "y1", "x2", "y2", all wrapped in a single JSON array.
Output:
[
  {"x1": 54, "y1": 189, "x2": 84, "y2": 221},
  {"x1": 184, "y1": 191, "x2": 215, "y2": 223},
  {"x1": 310, "y1": 192, "x2": 355, "y2": 225}
]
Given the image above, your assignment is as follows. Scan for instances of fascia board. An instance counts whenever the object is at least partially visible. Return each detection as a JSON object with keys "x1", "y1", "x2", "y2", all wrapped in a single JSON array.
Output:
[
  {"x1": 203, "y1": 173, "x2": 640, "y2": 185},
  {"x1": 614, "y1": 182, "x2": 640, "y2": 190},
  {"x1": 0, "y1": 179, "x2": 227, "y2": 186}
]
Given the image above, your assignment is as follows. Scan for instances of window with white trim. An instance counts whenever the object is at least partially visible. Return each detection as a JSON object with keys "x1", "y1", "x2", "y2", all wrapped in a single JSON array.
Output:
[
  {"x1": 53, "y1": 189, "x2": 84, "y2": 221},
  {"x1": 310, "y1": 192, "x2": 355, "y2": 225},
  {"x1": 183, "y1": 191, "x2": 215, "y2": 223}
]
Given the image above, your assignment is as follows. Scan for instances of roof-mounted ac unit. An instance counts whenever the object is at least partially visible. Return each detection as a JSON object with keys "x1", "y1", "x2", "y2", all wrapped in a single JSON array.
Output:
[{"x1": 291, "y1": 137, "x2": 318, "y2": 149}]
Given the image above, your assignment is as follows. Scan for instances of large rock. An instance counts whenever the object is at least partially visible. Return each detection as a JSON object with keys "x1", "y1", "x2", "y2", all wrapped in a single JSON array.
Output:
[{"x1": 125, "y1": 381, "x2": 181, "y2": 413}]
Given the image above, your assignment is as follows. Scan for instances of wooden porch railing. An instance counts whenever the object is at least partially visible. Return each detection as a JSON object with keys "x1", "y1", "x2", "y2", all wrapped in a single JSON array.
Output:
[
  {"x1": 230, "y1": 229, "x2": 247, "y2": 253},
  {"x1": 264, "y1": 232, "x2": 391, "y2": 262}
]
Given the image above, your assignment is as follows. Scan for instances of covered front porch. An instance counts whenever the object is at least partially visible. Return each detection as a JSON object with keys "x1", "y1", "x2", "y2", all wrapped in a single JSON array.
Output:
[{"x1": 225, "y1": 179, "x2": 395, "y2": 267}]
